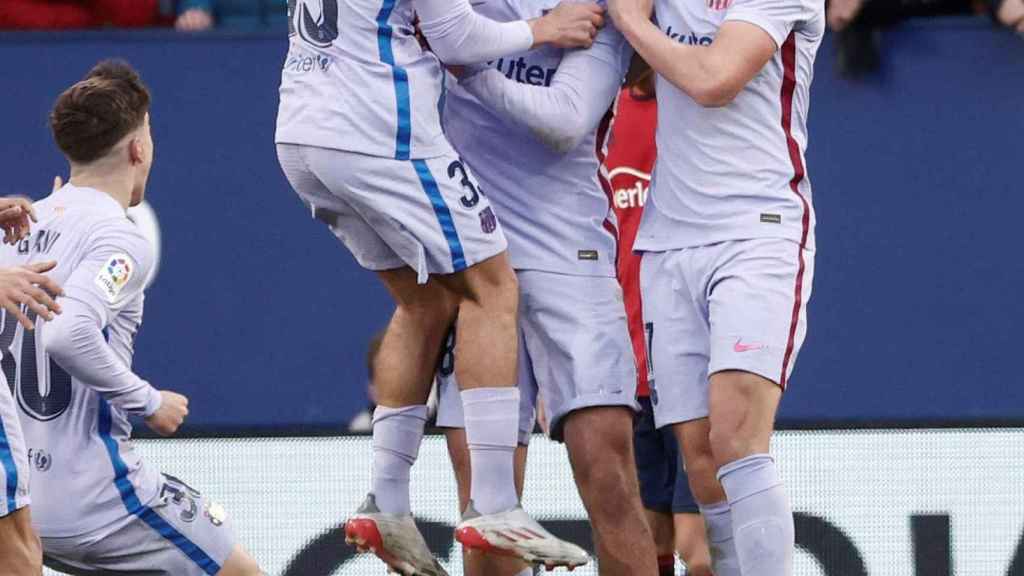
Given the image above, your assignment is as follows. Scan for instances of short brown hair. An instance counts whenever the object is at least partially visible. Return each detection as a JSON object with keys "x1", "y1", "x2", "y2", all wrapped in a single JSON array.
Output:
[{"x1": 50, "y1": 60, "x2": 151, "y2": 164}]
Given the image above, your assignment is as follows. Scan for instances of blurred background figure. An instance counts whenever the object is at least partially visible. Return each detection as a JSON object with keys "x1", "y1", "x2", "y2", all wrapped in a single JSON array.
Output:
[
  {"x1": 0, "y1": 0, "x2": 169, "y2": 29},
  {"x1": 175, "y1": 0, "x2": 288, "y2": 31},
  {"x1": 827, "y1": 0, "x2": 1023, "y2": 76},
  {"x1": 347, "y1": 332, "x2": 383, "y2": 433}
]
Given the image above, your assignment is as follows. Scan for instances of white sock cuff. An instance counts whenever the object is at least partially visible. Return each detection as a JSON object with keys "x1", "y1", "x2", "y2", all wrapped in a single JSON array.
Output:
[
  {"x1": 372, "y1": 404, "x2": 429, "y2": 424},
  {"x1": 372, "y1": 404, "x2": 428, "y2": 462},
  {"x1": 461, "y1": 386, "x2": 520, "y2": 407},
  {"x1": 462, "y1": 387, "x2": 519, "y2": 448},
  {"x1": 718, "y1": 453, "x2": 782, "y2": 505},
  {"x1": 698, "y1": 500, "x2": 734, "y2": 544}
]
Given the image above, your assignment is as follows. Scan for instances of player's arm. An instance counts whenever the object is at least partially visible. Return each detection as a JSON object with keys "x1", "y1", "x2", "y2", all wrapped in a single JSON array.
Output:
[
  {"x1": 458, "y1": 21, "x2": 632, "y2": 153},
  {"x1": 416, "y1": 0, "x2": 604, "y2": 64},
  {"x1": 41, "y1": 225, "x2": 185, "y2": 435},
  {"x1": 608, "y1": 0, "x2": 810, "y2": 107}
]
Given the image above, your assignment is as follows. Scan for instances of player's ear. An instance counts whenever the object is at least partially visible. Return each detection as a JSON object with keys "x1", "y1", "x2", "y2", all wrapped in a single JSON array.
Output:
[{"x1": 129, "y1": 137, "x2": 144, "y2": 165}]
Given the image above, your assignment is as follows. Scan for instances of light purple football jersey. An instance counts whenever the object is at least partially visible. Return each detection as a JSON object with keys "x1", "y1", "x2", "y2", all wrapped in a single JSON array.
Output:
[
  {"x1": 443, "y1": 0, "x2": 632, "y2": 277},
  {"x1": 275, "y1": 0, "x2": 533, "y2": 160},
  {"x1": 0, "y1": 184, "x2": 161, "y2": 537},
  {"x1": 635, "y1": 0, "x2": 824, "y2": 252}
]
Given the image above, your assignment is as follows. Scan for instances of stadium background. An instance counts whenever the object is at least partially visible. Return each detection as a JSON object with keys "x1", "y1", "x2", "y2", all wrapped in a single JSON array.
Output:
[{"x1": 1, "y1": 15, "x2": 1022, "y2": 576}]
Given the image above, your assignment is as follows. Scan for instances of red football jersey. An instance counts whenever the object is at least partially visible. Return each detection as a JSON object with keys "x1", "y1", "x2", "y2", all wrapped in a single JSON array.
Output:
[{"x1": 598, "y1": 87, "x2": 657, "y2": 397}]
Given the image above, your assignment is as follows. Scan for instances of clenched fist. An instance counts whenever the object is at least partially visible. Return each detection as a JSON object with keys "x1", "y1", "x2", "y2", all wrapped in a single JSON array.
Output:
[
  {"x1": 146, "y1": 391, "x2": 190, "y2": 437},
  {"x1": 530, "y1": 2, "x2": 605, "y2": 49}
]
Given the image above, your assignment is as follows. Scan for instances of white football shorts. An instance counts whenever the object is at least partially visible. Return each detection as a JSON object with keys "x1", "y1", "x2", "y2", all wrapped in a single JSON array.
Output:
[
  {"x1": 0, "y1": 371, "x2": 30, "y2": 518},
  {"x1": 437, "y1": 271, "x2": 639, "y2": 442},
  {"x1": 277, "y1": 144, "x2": 508, "y2": 284},
  {"x1": 640, "y1": 237, "x2": 814, "y2": 427}
]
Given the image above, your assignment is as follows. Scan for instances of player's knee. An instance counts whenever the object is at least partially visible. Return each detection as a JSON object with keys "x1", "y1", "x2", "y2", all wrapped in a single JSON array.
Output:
[
  {"x1": 565, "y1": 408, "x2": 633, "y2": 473},
  {"x1": 568, "y1": 417, "x2": 636, "y2": 509},
  {"x1": 707, "y1": 422, "x2": 748, "y2": 469}
]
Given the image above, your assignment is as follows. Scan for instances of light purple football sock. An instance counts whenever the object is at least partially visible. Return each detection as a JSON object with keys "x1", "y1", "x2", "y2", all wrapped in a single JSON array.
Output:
[
  {"x1": 462, "y1": 387, "x2": 520, "y2": 515},
  {"x1": 371, "y1": 404, "x2": 428, "y2": 515},
  {"x1": 718, "y1": 454, "x2": 795, "y2": 576},
  {"x1": 699, "y1": 500, "x2": 742, "y2": 576}
]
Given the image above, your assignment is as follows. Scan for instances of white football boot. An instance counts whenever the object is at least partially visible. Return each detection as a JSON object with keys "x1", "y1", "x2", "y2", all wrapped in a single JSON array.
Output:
[
  {"x1": 344, "y1": 494, "x2": 449, "y2": 576},
  {"x1": 455, "y1": 501, "x2": 590, "y2": 571}
]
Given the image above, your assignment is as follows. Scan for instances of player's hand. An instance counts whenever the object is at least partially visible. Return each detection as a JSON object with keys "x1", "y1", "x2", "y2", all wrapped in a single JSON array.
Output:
[
  {"x1": 827, "y1": 0, "x2": 864, "y2": 31},
  {"x1": 0, "y1": 262, "x2": 63, "y2": 329},
  {"x1": 529, "y1": 2, "x2": 604, "y2": 49},
  {"x1": 146, "y1": 391, "x2": 189, "y2": 436},
  {"x1": 0, "y1": 197, "x2": 35, "y2": 246},
  {"x1": 175, "y1": 8, "x2": 214, "y2": 31},
  {"x1": 607, "y1": 0, "x2": 652, "y2": 33}
]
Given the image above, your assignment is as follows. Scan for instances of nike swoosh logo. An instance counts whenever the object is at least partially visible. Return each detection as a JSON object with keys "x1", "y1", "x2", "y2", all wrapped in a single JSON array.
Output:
[{"x1": 733, "y1": 339, "x2": 765, "y2": 353}]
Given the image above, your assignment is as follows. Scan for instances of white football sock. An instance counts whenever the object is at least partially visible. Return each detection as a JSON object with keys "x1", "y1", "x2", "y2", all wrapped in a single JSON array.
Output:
[
  {"x1": 370, "y1": 404, "x2": 427, "y2": 515},
  {"x1": 462, "y1": 387, "x2": 520, "y2": 515}
]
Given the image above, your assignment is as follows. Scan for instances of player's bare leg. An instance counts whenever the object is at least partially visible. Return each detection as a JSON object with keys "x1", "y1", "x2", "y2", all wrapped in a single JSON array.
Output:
[
  {"x1": 440, "y1": 253, "x2": 588, "y2": 569},
  {"x1": 674, "y1": 513, "x2": 712, "y2": 576},
  {"x1": 345, "y1": 267, "x2": 457, "y2": 576},
  {"x1": 675, "y1": 418, "x2": 735, "y2": 576},
  {"x1": 436, "y1": 252, "x2": 520, "y2": 513},
  {"x1": 642, "y1": 507, "x2": 675, "y2": 576},
  {"x1": 675, "y1": 370, "x2": 788, "y2": 576},
  {"x1": 376, "y1": 268, "x2": 459, "y2": 408},
  {"x1": 444, "y1": 428, "x2": 531, "y2": 576},
  {"x1": 707, "y1": 370, "x2": 790, "y2": 576},
  {"x1": 435, "y1": 252, "x2": 518, "y2": 395},
  {"x1": 216, "y1": 544, "x2": 264, "y2": 576},
  {"x1": 643, "y1": 508, "x2": 675, "y2": 576},
  {"x1": 562, "y1": 406, "x2": 658, "y2": 575},
  {"x1": 0, "y1": 507, "x2": 43, "y2": 576}
]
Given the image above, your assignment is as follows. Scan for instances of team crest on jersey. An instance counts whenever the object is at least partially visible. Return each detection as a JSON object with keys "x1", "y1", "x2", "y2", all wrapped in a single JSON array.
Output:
[
  {"x1": 94, "y1": 253, "x2": 134, "y2": 303},
  {"x1": 708, "y1": 0, "x2": 732, "y2": 10},
  {"x1": 479, "y1": 207, "x2": 497, "y2": 234}
]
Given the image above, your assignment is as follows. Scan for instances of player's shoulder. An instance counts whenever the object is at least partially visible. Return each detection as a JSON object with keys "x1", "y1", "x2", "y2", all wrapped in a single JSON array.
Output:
[{"x1": 82, "y1": 215, "x2": 155, "y2": 270}]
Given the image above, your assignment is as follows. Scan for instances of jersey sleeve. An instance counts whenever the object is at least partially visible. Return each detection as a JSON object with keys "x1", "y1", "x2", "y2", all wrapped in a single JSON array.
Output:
[
  {"x1": 41, "y1": 221, "x2": 160, "y2": 417},
  {"x1": 416, "y1": 0, "x2": 534, "y2": 65},
  {"x1": 723, "y1": 0, "x2": 819, "y2": 48},
  {"x1": 458, "y1": 22, "x2": 632, "y2": 153}
]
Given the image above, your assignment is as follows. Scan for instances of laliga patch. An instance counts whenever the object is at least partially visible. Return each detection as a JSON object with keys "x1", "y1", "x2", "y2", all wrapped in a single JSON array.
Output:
[{"x1": 94, "y1": 253, "x2": 134, "y2": 303}]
